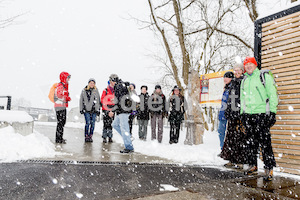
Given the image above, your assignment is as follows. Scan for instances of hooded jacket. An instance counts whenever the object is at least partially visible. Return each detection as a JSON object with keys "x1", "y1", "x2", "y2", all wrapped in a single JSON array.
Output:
[
  {"x1": 54, "y1": 72, "x2": 71, "y2": 108},
  {"x1": 240, "y1": 68, "x2": 278, "y2": 114}
]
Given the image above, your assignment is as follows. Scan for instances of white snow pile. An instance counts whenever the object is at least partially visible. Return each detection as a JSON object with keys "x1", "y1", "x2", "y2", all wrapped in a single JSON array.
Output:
[
  {"x1": 159, "y1": 184, "x2": 179, "y2": 192},
  {"x1": 0, "y1": 126, "x2": 59, "y2": 162},
  {"x1": 0, "y1": 110, "x2": 33, "y2": 123}
]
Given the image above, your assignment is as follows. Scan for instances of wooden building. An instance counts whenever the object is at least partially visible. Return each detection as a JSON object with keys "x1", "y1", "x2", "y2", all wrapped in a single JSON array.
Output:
[{"x1": 255, "y1": 4, "x2": 300, "y2": 175}]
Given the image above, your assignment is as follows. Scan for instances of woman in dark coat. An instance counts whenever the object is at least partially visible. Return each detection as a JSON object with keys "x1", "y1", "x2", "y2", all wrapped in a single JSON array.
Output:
[
  {"x1": 168, "y1": 86, "x2": 185, "y2": 144},
  {"x1": 220, "y1": 64, "x2": 247, "y2": 168}
]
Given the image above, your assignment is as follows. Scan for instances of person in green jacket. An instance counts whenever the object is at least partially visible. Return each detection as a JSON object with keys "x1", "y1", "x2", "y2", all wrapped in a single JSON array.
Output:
[{"x1": 240, "y1": 56, "x2": 278, "y2": 181}]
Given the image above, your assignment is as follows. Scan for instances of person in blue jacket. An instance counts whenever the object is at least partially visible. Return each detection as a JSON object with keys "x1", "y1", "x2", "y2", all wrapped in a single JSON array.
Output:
[{"x1": 218, "y1": 71, "x2": 234, "y2": 150}]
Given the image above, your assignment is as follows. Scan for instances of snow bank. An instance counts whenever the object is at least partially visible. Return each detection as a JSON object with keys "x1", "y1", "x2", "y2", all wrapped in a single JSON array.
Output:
[
  {"x1": 108, "y1": 124, "x2": 227, "y2": 166},
  {"x1": 0, "y1": 126, "x2": 60, "y2": 162},
  {"x1": 0, "y1": 110, "x2": 33, "y2": 123}
]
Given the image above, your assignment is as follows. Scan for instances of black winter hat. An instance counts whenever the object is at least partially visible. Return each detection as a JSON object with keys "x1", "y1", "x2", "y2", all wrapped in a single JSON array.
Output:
[
  {"x1": 172, "y1": 85, "x2": 181, "y2": 91},
  {"x1": 155, "y1": 85, "x2": 161, "y2": 90},
  {"x1": 141, "y1": 85, "x2": 148, "y2": 90},
  {"x1": 224, "y1": 71, "x2": 234, "y2": 78},
  {"x1": 130, "y1": 83, "x2": 136, "y2": 89}
]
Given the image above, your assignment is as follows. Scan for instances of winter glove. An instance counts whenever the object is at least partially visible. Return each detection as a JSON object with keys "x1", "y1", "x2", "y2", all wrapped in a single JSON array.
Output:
[
  {"x1": 80, "y1": 110, "x2": 85, "y2": 114},
  {"x1": 131, "y1": 110, "x2": 138, "y2": 116},
  {"x1": 65, "y1": 96, "x2": 71, "y2": 102},
  {"x1": 96, "y1": 111, "x2": 101, "y2": 116},
  {"x1": 266, "y1": 112, "x2": 276, "y2": 128}
]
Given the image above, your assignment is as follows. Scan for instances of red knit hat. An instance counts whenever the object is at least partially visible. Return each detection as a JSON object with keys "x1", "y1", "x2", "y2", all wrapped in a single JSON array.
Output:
[{"x1": 243, "y1": 57, "x2": 257, "y2": 66}]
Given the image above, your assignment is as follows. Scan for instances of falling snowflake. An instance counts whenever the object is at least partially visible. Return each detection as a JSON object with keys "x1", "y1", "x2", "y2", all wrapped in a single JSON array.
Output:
[
  {"x1": 52, "y1": 178, "x2": 58, "y2": 184},
  {"x1": 288, "y1": 106, "x2": 294, "y2": 112},
  {"x1": 76, "y1": 193, "x2": 83, "y2": 199},
  {"x1": 278, "y1": 52, "x2": 283, "y2": 56}
]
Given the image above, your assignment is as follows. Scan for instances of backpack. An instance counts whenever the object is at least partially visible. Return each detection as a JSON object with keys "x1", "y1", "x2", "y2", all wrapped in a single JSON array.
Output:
[
  {"x1": 48, "y1": 83, "x2": 58, "y2": 103},
  {"x1": 259, "y1": 69, "x2": 278, "y2": 115}
]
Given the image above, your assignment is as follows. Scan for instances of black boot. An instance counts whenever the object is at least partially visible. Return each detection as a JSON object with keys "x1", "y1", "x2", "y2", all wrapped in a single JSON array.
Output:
[
  {"x1": 108, "y1": 138, "x2": 113, "y2": 143},
  {"x1": 56, "y1": 139, "x2": 66, "y2": 144},
  {"x1": 120, "y1": 149, "x2": 134, "y2": 153},
  {"x1": 103, "y1": 138, "x2": 107, "y2": 143}
]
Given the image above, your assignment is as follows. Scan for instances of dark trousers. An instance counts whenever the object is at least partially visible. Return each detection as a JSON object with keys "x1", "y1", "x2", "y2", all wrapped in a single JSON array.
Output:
[
  {"x1": 128, "y1": 114, "x2": 135, "y2": 135},
  {"x1": 56, "y1": 109, "x2": 66, "y2": 142},
  {"x1": 102, "y1": 111, "x2": 113, "y2": 139},
  {"x1": 84, "y1": 112, "x2": 97, "y2": 139},
  {"x1": 244, "y1": 114, "x2": 276, "y2": 170},
  {"x1": 170, "y1": 121, "x2": 181, "y2": 143}
]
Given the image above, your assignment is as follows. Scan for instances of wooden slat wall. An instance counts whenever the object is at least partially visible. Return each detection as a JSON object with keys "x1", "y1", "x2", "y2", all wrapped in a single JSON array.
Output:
[{"x1": 261, "y1": 11, "x2": 300, "y2": 175}]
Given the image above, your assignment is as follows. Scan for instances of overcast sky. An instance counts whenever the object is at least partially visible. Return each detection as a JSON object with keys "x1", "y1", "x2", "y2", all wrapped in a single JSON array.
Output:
[{"x1": 0, "y1": 0, "x2": 161, "y2": 109}]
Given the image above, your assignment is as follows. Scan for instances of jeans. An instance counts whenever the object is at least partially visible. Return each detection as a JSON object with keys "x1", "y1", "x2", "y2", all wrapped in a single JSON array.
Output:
[
  {"x1": 84, "y1": 112, "x2": 97, "y2": 139},
  {"x1": 218, "y1": 119, "x2": 227, "y2": 149},
  {"x1": 102, "y1": 111, "x2": 113, "y2": 139},
  {"x1": 112, "y1": 113, "x2": 134, "y2": 150},
  {"x1": 138, "y1": 120, "x2": 148, "y2": 140},
  {"x1": 56, "y1": 109, "x2": 66, "y2": 142}
]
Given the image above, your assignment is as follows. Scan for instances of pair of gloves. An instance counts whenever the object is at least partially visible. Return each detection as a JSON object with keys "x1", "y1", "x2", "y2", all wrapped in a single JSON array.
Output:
[{"x1": 240, "y1": 112, "x2": 276, "y2": 128}]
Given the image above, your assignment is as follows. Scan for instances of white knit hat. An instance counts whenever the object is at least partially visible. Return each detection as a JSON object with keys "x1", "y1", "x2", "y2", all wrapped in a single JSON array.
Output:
[{"x1": 233, "y1": 63, "x2": 244, "y2": 71}]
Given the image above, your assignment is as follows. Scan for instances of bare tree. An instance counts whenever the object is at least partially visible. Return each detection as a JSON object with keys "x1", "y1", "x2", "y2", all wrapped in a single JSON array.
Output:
[{"x1": 0, "y1": 1, "x2": 25, "y2": 29}]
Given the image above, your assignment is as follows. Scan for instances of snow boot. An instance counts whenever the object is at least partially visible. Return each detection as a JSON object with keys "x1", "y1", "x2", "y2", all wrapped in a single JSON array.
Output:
[
  {"x1": 263, "y1": 169, "x2": 273, "y2": 181},
  {"x1": 244, "y1": 165, "x2": 258, "y2": 175},
  {"x1": 108, "y1": 138, "x2": 113, "y2": 143},
  {"x1": 120, "y1": 149, "x2": 134, "y2": 153},
  {"x1": 56, "y1": 139, "x2": 66, "y2": 144},
  {"x1": 103, "y1": 138, "x2": 107, "y2": 143},
  {"x1": 224, "y1": 162, "x2": 235, "y2": 168}
]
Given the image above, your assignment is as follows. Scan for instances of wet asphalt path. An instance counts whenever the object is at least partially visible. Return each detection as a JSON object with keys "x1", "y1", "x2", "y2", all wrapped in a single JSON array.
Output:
[{"x1": 0, "y1": 124, "x2": 299, "y2": 199}]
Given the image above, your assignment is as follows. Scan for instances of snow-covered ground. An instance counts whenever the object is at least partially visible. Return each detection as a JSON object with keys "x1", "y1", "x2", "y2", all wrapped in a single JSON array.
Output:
[
  {"x1": 1, "y1": 121, "x2": 300, "y2": 180},
  {"x1": 0, "y1": 126, "x2": 64, "y2": 162}
]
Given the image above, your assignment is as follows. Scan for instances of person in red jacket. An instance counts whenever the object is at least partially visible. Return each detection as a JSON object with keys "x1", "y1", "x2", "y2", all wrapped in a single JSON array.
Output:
[
  {"x1": 55, "y1": 72, "x2": 71, "y2": 143},
  {"x1": 100, "y1": 74, "x2": 117, "y2": 143}
]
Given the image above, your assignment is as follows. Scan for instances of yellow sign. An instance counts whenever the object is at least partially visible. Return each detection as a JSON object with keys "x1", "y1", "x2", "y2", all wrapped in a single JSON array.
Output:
[{"x1": 200, "y1": 70, "x2": 233, "y2": 106}]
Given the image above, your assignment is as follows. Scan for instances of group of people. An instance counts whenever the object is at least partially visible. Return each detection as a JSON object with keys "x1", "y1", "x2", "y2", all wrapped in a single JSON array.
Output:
[
  {"x1": 218, "y1": 56, "x2": 278, "y2": 181},
  {"x1": 52, "y1": 73, "x2": 185, "y2": 154},
  {"x1": 51, "y1": 56, "x2": 277, "y2": 181}
]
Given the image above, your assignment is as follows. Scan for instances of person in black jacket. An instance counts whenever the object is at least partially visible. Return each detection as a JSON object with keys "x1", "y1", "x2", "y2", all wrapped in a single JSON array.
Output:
[
  {"x1": 149, "y1": 85, "x2": 167, "y2": 143},
  {"x1": 168, "y1": 85, "x2": 185, "y2": 144},
  {"x1": 137, "y1": 85, "x2": 150, "y2": 140},
  {"x1": 111, "y1": 75, "x2": 134, "y2": 153},
  {"x1": 220, "y1": 64, "x2": 247, "y2": 168}
]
